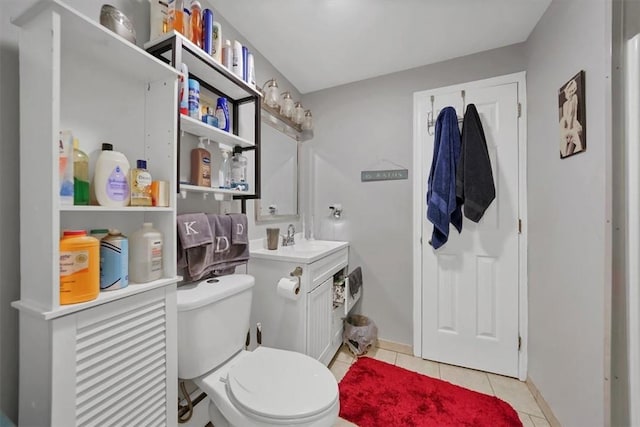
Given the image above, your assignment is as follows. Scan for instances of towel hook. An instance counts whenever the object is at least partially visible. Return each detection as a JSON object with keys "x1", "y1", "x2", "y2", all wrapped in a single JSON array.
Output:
[
  {"x1": 427, "y1": 95, "x2": 436, "y2": 136},
  {"x1": 461, "y1": 90, "x2": 466, "y2": 112}
]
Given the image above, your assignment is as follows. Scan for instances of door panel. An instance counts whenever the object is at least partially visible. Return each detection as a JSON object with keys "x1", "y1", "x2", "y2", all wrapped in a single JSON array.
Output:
[{"x1": 422, "y1": 83, "x2": 520, "y2": 377}]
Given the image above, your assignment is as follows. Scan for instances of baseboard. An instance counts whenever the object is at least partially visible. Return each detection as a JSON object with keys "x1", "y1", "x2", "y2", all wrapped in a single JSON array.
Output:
[
  {"x1": 526, "y1": 377, "x2": 561, "y2": 427},
  {"x1": 376, "y1": 339, "x2": 413, "y2": 355}
]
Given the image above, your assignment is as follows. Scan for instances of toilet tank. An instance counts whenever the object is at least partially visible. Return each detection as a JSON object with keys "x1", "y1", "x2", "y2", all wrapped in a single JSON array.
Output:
[{"x1": 176, "y1": 274, "x2": 255, "y2": 379}]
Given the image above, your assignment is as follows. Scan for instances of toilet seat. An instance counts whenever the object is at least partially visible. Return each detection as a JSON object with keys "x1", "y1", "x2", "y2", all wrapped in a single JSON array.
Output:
[
  {"x1": 226, "y1": 347, "x2": 338, "y2": 421},
  {"x1": 195, "y1": 347, "x2": 339, "y2": 426}
]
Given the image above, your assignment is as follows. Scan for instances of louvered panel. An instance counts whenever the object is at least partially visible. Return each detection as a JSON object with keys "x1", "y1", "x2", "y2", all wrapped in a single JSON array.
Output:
[
  {"x1": 306, "y1": 278, "x2": 332, "y2": 360},
  {"x1": 79, "y1": 378, "x2": 165, "y2": 426},
  {"x1": 76, "y1": 332, "x2": 165, "y2": 382},
  {"x1": 122, "y1": 396, "x2": 166, "y2": 427},
  {"x1": 75, "y1": 296, "x2": 167, "y2": 427},
  {"x1": 76, "y1": 301, "x2": 165, "y2": 354}
]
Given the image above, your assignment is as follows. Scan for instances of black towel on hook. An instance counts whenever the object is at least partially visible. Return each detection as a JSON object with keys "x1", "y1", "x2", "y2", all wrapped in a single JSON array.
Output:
[
  {"x1": 347, "y1": 267, "x2": 362, "y2": 297},
  {"x1": 456, "y1": 104, "x2": 495, "y2": 222}
]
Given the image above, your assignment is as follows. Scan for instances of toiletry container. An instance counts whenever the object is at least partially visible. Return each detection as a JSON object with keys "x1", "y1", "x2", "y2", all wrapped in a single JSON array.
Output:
[
  {"x1": 100, "y1": 229, "x2": 129, "y2": 291},
  {"x1": 191, "y1": 138, "x2": 211, "y2": 187},
  {"x1": 168, "y1": 0, "x2": 185, "y2": 35},
  {"x1": 242, "y1": 46, "x2": 248, "y2": 82},
  {"x1": 59, "y1": 130, "x2": 74, "y2": 205},
  {"x1": 129, "y1": 223, "x2": 163, "y2": 283},
  {"x1": 230, "y1": 150, "x2": 248, "y2": 191},
  {"x1": 219, "y1": 146, "x2": 231, "y2": 189},
  {"x1": 232, "y1": 40, "x2": 244, "y2": 79},
  {"x1": 130, "y1": 159, "x2": 153, "y2": 206},
  {"x1": 149, "y1": 0, "x2": 167, "y2": 41},
  {"x1": 89, "y1": 228, "x2": 109, "y2": 241},
  {"x1": 247, "y1": 53, "x2": 256, "y2": 88},
  {"x1": 189, "y1": 0, "x2": 202, "y2": 47},
  {"x1": 59, "y1": 230, "x2": 99, "y2": 305},
  {"x1": 94, "y1": 143, "x2": 130, "y2": 207},
  {"x1": 212, "y1": 22, "x2": 222, "y2": 63},
  {"x1": 215, "y1": 97, "x2": 229, "y2": 132},
  {"x1": 202, "y1": 8, "x2": 213, "y2": 55},
  {"x1": 72, "y1": 138, "x2": 89, "y2": 205},
  {"x1": 189, "y1": 78, "x2": 200, "y2": 119},
  {"x1": 222, "y1": 39, "x2": 232, "y2": 69},
  {"x1": 180, "y1": 63, "x2": 189, "y2": 115}
]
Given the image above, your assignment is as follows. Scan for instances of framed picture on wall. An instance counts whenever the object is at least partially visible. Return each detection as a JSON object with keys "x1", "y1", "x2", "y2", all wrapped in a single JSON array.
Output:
[{"x1": 559, "y1": 70, "x2": 586, "y2": 159}]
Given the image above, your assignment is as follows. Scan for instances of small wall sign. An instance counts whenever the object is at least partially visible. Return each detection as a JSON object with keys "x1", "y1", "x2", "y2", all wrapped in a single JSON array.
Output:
[{"x1": 361, "y1": 169, "x2": 409, "y2": 182}]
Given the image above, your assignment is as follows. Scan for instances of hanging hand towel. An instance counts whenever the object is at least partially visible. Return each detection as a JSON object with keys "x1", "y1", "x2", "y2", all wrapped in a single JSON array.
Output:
[
  {"x1": 177, "y1": 213, "x2": 213, "y2": 249},
  {"x1": 426, "y1": 107, "x2": 463, "y2": 249},
  {"x1": 456, "y1": 104, "x2": 495, "y2": 222},
  {"x1": 227, "y1": 213, "x2": 248, "y2": 245}
]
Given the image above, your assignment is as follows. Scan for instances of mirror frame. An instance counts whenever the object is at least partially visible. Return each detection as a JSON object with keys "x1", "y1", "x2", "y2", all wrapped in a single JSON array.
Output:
[{"x1": 255, "y1": 110, "x2": 300, "y2": 223}]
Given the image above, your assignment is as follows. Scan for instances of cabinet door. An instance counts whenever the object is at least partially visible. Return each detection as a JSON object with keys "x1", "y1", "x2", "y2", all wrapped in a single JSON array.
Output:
[{"x1": 306, "y1": 278, "x2": 333, "y2": 361}]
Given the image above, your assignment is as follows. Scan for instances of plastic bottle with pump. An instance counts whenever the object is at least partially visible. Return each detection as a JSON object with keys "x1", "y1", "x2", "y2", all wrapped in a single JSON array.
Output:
[
  {"x1": 219, "y1": 144, "x2": 232, "y2": 189},
  {"x1": 72, "y1": 138, "x2": 89, "y2": 205},
  {"x1": 230, "y1": 148, "x2": 248, "y2": 191},
  {"x1": 191, "y1": 138, "x2": 211, "y2": 187}
]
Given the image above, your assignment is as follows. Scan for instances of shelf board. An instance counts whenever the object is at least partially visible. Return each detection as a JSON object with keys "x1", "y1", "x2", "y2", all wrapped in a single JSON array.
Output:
[
  {"x1": 180, "y1": 114, "x2": 255, "y2": 148},
  {"x1": 14, "y1": 0, "x2": 179, "y2": 85},
  {"x1": 145, "y1": 31, "x2": 261, "y2": 102},
  {"x1": 12, "y1": 276, "x2": 182, "y2": 320},
  {"x1": 261, "y1": 103, "x2": 314, "y2": 142},
  {"x1": 60, "y1": 205, "x2": 173, "y2": 212},
  {"x1": 180, "y1": 184, "x2": 254, "y2": 197}
]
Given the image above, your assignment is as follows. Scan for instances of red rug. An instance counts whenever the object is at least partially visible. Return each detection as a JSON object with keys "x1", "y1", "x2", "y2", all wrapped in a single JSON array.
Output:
[{"x1": 338, "y1": 357, "x2": 522, "y2": 427}]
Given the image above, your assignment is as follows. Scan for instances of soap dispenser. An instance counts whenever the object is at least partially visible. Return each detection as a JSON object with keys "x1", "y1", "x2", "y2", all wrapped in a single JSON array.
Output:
[
  {"x1": 191, "y1": 138, "x2": 211, "y2": 187},
  {"x1": 219, "y1": 145, "x2": 232, "y2": 189}
]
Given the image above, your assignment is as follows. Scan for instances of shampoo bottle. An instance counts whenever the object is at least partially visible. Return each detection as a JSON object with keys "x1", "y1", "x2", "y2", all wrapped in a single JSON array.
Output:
[
  {"x1": 212, "y1": 22, "x2": 222, "y2": 63},
  {"x1": 222, "y1": 39, "x2": 232, "y2": 70},
  {"x1": 232, "y1": 40, "x2": 244, "y2": 79},
  {"x1": 72, "y1": 138, "x2": 89, "y2": 205},
  {"x1": 94, "y1": 143, "x2": 130, "y2": 207},
  {"x1": 130, "y1": 159, "x2": 153, "y2": 206},
  {"x1": 189, "y1": 0, "x2": 202, "y2": 47},
  {"x1": 179, "y1": 63, "x2": 189, "y2": 115},
  {"x1": 247, "y1": 52, "x2": 256, "y2": 88},
  {"x1": 191, "y1": 138, "x2": 211, "y2": 187}
]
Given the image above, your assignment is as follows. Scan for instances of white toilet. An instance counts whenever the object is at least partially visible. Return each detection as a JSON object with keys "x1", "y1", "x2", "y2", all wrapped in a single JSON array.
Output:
[{"x1": 176, "y1": 274, "x2": 340, "y2": 427}]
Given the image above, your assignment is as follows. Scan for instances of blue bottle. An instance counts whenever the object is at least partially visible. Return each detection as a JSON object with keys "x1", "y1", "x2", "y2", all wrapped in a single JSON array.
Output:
[{"x1": 215, "y1": 97, "x2": 229, "y2": 132}]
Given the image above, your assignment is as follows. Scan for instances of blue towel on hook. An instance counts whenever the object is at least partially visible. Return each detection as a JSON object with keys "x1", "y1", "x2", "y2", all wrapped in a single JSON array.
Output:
[{"x1": 426, "y1": 107, "x2": 463, "y2": 249}]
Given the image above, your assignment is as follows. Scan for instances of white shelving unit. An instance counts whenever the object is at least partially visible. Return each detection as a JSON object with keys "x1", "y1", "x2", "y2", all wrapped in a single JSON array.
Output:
[
  {"x1": 146, "y1": 30, "x2": 262, "y2": 209},
  {"x1": 12, "y1": 1, "x2": 180, "y2": 425}
]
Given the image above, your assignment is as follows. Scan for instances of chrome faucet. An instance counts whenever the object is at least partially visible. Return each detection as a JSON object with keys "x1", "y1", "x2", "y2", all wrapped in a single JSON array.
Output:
[{"x1": 282, "y1": 224, "x2": 296, "y2": 246}]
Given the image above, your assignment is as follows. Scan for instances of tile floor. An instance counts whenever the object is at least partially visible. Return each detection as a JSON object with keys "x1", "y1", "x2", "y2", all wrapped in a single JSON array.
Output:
[{"x1": 329, "y1": 345, "x2": 550, "y2": 427}]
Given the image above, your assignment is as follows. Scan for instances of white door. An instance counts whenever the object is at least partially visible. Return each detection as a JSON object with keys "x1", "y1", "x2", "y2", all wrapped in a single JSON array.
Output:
[{"x1": 420, "y1": 82, "x2": 521, "y2": 377}]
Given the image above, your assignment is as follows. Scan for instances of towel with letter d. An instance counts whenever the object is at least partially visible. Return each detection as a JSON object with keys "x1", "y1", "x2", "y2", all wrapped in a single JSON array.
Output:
[{"x1": 426, "y1": 107, "x2": 463, "y2": 249}]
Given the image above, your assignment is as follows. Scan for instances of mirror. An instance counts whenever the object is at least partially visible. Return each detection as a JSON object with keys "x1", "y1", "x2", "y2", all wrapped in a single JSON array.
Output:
[{"x1": 256, "y1": 119, "x2": 299, "y2": 221}]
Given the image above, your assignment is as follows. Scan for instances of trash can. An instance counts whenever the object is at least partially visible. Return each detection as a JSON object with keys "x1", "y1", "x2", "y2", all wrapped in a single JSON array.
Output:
[{"x1": 343, "y1": 314, "x2": 378, "y2": 356}]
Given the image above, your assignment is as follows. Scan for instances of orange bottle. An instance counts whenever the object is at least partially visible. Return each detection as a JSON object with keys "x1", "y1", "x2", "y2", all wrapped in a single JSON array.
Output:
[
  {"x1": 59, "y1": 230, "x2": 100, "y2": 305},
  {"x1": 190, "y1": 1, "x2": 202, "y2": 47}
]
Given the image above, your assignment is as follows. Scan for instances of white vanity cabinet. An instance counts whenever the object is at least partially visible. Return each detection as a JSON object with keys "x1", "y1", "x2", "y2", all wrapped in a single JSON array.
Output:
[
  {"x1": 12, "y1": 1, "x2": 180, "y2": 425},
  {"x1": 248, "y1": 241, "x2": 349, "y2": 366}
]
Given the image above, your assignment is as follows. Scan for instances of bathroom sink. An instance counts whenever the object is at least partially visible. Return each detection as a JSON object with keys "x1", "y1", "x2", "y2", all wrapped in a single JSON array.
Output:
[{"x1": 250, "y1": 239, "x2": 348, "y2": 263}]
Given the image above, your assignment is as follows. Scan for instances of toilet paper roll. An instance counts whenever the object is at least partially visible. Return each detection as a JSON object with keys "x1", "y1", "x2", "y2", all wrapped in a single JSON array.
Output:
[{"x1": 277, "y1": 277, "x2": 300, "y2": 301}]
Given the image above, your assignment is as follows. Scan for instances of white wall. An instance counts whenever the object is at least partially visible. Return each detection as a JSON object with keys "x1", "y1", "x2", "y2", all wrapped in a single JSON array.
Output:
[
  {"x1": 302, "y1": 44, "x2": 526, "y2": 345},
  {"x1": 0, "y1": 1, "x2": 301, "y2": 423},
  {"x1": 524, "y1": 0, "x2": 612, "y2": 425}
]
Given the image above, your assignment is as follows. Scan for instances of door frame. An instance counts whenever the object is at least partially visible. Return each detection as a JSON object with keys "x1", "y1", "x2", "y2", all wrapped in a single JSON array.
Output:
[{"x1": 411, "y1": 72, "x2": 528, "y2": 380}]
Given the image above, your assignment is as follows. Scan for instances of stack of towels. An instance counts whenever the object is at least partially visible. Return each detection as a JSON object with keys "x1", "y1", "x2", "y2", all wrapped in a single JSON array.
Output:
[{"x1": 177, "y1": 213, "x2": 249, "y2": 281}]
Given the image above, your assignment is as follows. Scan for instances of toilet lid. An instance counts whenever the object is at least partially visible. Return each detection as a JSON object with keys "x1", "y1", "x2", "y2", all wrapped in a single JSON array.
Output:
[{"x1": 226, "y1": 347, "x2": 338, "y2": 420}]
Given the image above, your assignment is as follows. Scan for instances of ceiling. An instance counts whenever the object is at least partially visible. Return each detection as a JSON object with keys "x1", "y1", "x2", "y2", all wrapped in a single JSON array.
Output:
[{"x1": 211, "y1": 0, "x2": 551, "y2": 94}]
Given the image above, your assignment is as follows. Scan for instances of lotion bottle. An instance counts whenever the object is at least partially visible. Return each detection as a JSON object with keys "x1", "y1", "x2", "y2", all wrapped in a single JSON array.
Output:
[
  {"x1": 94, "y1": 143, "x2": 130, "y2": 207},
  {"x1": 232, "y1": 40, "x2": 244, "y2": 79},
  {"x1": 222, "y1": 39, "x2": 232, "y2": 70},
  {"x1": 212, "y1": 22, "x2": 222, "y2": 63},
  {"x1": 191, "y1": 138, "x2": 211, "y2": 187}
]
